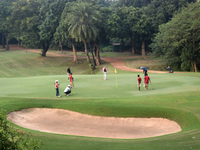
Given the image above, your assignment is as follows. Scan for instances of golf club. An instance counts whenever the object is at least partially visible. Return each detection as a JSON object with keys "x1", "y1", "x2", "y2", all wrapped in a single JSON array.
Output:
[{"x1": 151, "y1": 82, "x2": 154, "y2": 90}]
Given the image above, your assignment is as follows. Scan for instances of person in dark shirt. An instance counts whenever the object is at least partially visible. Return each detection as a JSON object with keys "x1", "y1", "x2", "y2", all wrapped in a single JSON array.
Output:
[{"x1": 67, "y1": 66, "x2": 71, "y2": 81}]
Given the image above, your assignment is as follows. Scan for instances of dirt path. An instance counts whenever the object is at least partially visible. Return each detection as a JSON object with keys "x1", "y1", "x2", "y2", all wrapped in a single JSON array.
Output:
[{"x1": 10, "y1": 45, "x2": 168, "y2": 73}]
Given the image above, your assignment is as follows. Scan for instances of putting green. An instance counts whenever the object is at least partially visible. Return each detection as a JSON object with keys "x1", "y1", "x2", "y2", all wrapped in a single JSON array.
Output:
[{"x1": 0, "y1": 73, "x2": 200, "y2": 98}]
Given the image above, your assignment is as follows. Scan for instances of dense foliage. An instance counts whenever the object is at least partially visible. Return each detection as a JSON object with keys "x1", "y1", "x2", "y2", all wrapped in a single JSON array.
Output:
[
  {"x1": 0, "y1": 0, "x2": 199, "y2": 71},
  {"x1": 0, "y1": 110, "x2": 42, "y2": 150},
  {"x1": 150, "y1": 2, "x2": 200, "y2": 71}
]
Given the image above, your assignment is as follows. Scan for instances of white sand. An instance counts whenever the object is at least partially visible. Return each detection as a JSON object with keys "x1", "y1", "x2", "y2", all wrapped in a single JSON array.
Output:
[{"x1": 7, "y1": 108, "x2": 181, "y2": 139}]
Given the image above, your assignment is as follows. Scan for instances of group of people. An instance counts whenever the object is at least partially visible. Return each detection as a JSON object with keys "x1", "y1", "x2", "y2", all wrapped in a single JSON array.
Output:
[
  {"x1": 55, "y1": 65, "x2": 152, "y2": 97},
  {"x1": 102, "y1": 65, "x2": 151, "y2": 92},
  {"x1": 54, "y1": 66, "x2": 74, "y2": 97},
  {"x1": 137, "y1": 67, "x2": 151, "y2": 92}
]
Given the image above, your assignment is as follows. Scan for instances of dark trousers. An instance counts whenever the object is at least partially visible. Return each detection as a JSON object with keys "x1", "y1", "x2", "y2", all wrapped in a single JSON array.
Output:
[
  {"x1": 56, "y1": 88, "x2": 59, "y2": 96},
  {"x1": 64, "y1": 91, "x2": 71, "y2": 95},
  {"x1": 144, "y1": 70, "x2": 147, "y2": 76}
]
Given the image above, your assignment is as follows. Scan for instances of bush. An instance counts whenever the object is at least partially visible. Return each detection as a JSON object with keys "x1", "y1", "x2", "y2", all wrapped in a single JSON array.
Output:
[
  {"x1": 102, "y1": 45, "x2": 112, "y2": 52},
  {"x1": 0, "y1": 110, "x2": 42, "y2": 150}
]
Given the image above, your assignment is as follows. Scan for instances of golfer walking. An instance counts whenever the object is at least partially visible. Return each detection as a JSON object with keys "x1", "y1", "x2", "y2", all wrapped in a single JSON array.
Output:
[
  {"x1": 137, "y1": 75, "x2": 142, "y2": 92},
  {"x1": 144, "y1": 74, "x2": 151, "y2": 90},
  {"x1": 103, "y1": 65, "x2": 107, "y2": 80}
]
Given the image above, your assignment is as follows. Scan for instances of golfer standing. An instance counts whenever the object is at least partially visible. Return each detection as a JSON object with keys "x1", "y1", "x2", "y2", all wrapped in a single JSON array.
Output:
[
  {"x1": 69, "y1": 73, "x2": 75, "y2": 88},
  {"x1": 103, "y1": 65, "x2": 107, "y2": 80},
  {"x1": 144, "y1": 74, "x2": 151, "y2": 90},
  {"x1": 55, "y1": 80, "x2": 61, "y2": 97},
  {"x1": 67, "y1": 66, "x2": 71, "y2": 81},
  {"x1": 137, "y1": 75, "x2": 142, "y2": 92},
  {"x1": 140, "y1": 67, "x2": 147, "y2": 76}
]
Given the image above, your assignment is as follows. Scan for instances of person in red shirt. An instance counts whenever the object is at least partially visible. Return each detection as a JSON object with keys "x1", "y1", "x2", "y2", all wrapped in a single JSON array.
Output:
[
  {"x1": 137, "y1": 75, "x2": 142, "y2": 92},
  {"x1": 69, "y1": 73, "x2": 75, "y2": 88},
  {"x1": 144, "y1": 74, "x2": 151, "y2": 90}
]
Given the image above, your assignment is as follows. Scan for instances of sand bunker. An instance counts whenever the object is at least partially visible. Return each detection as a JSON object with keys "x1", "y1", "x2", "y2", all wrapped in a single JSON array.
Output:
[{"x1": 7, "y1": 108, "x2": 181, "y2": 139}]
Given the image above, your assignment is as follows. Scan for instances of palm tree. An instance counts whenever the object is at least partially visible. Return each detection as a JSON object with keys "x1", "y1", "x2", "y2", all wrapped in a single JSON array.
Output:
[{"x1": 67, "y1": 2, "x2": 100, "y2": 66}]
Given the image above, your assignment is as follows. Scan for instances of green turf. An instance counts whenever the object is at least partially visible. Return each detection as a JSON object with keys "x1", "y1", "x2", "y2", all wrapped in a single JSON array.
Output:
[{"x1": 1, "y1": 50, "x2": 200, "y2": 150}]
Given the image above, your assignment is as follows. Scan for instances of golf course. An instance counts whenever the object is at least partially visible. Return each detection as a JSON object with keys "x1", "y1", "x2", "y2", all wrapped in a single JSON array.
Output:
[{"x1": 1, "y1": 48, "x2": 200, "y2": 150}]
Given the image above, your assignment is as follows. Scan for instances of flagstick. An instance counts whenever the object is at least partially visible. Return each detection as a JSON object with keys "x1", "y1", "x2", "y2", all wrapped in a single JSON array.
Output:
[{"x1": 115, "y1": 69, "x2": 118, "y2": 88}]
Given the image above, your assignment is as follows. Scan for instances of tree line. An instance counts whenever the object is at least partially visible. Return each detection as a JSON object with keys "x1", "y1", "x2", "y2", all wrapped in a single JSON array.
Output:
[{"x1": 0, "y1": 0, "x2": 199, "y2": 71}]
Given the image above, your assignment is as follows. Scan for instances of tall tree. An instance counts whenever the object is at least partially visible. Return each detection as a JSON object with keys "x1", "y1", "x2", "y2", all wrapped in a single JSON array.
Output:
[
  {"x1": 10, "y1": 0, "x2": 68, "y2": 56},
  {"x1": 39, "y1": 0, "x2": 69, "y2": 56},
  {"x1": 126, "y1": 7, "x2": 153, "y2": 59},
  {"x1": 66, "y1": 1, "x2": 101, "y2": 67},
  {"x1": 0, "y1": 0, "x2": 16, "y2": 49},
  {"x1": 55, "y1": 2, "x2": 78, "y2": 62},
  {"x1": 144, "y1": 0, "x2": 196, "y2": 33},
  {"x1": 150, "y1": 2, "x2": 200, "y2": 72}
]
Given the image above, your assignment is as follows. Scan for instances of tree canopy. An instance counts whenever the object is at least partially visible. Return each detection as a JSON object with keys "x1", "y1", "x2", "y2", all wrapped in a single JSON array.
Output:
[
  {"x1": 150, "y1": 2, "x2": 200, "y2": 72},
  {"x1": 0, "y1": 0, "x2": 199, "y2": 71}
]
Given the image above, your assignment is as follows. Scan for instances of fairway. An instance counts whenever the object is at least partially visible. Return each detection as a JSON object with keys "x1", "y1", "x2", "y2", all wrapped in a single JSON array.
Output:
[
  {"x1": 1, "y1": 50, "x2": 200, "y2": 150},
  {"x1": 1, "y1": 73, "x2": 200, "y2": 149}
]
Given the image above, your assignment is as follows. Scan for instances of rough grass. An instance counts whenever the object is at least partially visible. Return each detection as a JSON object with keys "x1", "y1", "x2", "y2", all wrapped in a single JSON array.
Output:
[
  {"x1": 48, "y1": 50, "x2": 135, "y2": 58},
  {"x1": 0, "y1": 50, "x2": 110, "y2": 77},
  {"x1": 1, "y1": 49, "x2": 200, "y2": 150},
  {"x1": 125, "y1": 57, "x2": 167, "y2": 71}
]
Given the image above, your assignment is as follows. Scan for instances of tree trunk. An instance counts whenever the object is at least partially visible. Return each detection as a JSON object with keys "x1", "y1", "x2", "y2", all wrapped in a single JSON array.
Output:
[
  {"x1": 84, "y1": 41, "x2": 91, "y2": 64},
  {"x1": 94, "y1": 43, "x2": 101, "y2": 66},
  {"x1": 71, "y1": 42, "x2": 77, "y2": 62},
  {"x1": 2, "y1": 31, "x2": 5, "y2": 49},
  {"x1": 192, "y1": 33, "x2": 197, "y2": 72},
  {"x1": 141, "y1": 40, "x2": 146, "y2": 59},
  {"x1": 194, "y1": 58, "x2": 197, "y2": 72},
  {"x1": 59, "y1": 40, "x2": 63, "y2": 53},
  {"x1": 5, "y1": 35, "x2": 9, "y2": 50},
  {"x1": 89, "y1": 42, "x2": 96, "y2": 66},
  {"x1": 41, "y1": 41, "x2": 49, "y2": 57},
  {"x1": 132, "y1": 38, "x2": 135, "y2": 55},
  {"x1": 41, "y1": 48, "x2": 48, "y2": 57}
]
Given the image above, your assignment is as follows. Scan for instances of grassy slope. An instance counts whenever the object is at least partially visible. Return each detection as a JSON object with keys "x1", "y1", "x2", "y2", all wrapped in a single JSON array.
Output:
[
  {"x1": 1, "y1": 50, "x2": 200, "y2": 150},
  {"x1": 125, "y1": 57, "x2": 167, "y2": 71}
]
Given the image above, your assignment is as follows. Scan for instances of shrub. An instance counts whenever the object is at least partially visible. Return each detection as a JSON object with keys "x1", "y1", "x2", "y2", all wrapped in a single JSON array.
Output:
[{"x1": 0, "y1": 110, "x2": 42, "y2": 150}]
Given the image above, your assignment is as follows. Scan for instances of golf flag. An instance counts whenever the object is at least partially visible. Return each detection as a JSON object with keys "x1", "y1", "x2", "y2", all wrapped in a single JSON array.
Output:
[
  {"x1": 115, "y1": 69, "x2": 118, "y2": 88},
  {"x1": 115, "y1": 68, "x2": 117, "y2": 74}
]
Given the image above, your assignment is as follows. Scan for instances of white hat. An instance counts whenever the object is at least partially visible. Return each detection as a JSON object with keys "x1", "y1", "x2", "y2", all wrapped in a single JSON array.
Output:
[
  {"x1": 55, "y1": 80, "x2": 58, "y2": 83},
  {"x1": 68, "y1": 85, "x2": 71, "y2": 87}
]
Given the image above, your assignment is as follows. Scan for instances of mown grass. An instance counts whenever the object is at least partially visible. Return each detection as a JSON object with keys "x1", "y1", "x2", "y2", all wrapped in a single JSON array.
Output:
[{"x1": 1, "y1": 50, "x2": 200, "y2": 150}]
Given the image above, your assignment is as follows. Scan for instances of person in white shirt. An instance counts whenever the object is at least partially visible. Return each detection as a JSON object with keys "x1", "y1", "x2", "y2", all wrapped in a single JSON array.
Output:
[
  {"x1": 64, "y1": 85, "x2": 71, "y2": 96},
  {"x1": 103, "y1": 65, "x2": 107, "y2": 80}
]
